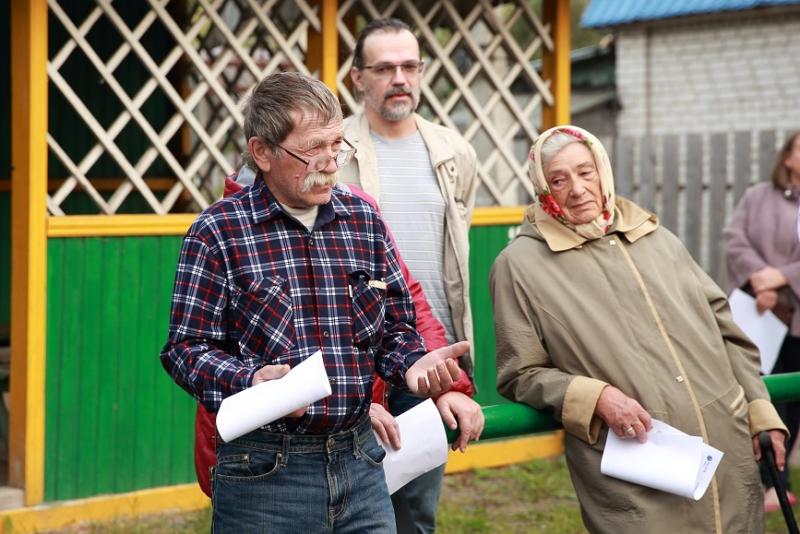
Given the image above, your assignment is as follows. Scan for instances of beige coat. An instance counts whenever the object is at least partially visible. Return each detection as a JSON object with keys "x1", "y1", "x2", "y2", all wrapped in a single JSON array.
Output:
[
  {"x1": 339, "y1": 111, "x2": 479, "y2": 375},
  {"x1": 491, "y1": 197, "x2": 786, "y2": 534}
]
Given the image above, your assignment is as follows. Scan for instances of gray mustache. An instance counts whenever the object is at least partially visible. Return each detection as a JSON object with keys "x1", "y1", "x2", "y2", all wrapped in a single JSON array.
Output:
[{"x1": 385, "y1": 87, "x2": 412, "y2": 98}]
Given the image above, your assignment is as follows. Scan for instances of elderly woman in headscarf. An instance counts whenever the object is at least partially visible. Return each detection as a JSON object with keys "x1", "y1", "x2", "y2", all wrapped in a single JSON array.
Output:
[{"x1": 491, "y1": 125, "x2": 788, "y2": 534}]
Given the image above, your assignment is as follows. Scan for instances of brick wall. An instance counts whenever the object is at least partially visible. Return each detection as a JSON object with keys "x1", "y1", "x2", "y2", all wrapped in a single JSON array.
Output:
[{"x1": 616, "y1": 9, "x2": 800, "y2": 135}]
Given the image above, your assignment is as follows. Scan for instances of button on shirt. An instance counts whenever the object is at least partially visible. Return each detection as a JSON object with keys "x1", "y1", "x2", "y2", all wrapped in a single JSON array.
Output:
[{"x1": 160, "y1": 179, "x2": 425, "y2": 434}]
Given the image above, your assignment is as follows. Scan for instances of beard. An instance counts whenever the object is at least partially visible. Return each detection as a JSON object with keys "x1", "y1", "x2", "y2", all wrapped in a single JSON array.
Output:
[
  {"x1": 300, "y1": 171, "x2": 338, "y2": 193},
  {"x1": 364, "y1": 84, "x2": 420, "y2": 122}
]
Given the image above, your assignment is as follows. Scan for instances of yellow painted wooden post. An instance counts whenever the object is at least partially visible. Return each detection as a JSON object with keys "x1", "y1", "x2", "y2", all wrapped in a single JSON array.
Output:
[
  {"x1": 541, "y1": 0, "x2": 571, "y2": 129},
  {"x1": 10, "y1": 0, "x2": 49, "y2": 506},
  {"x1": 307, "y1": 0, "x2": 339, "y2": 93}
]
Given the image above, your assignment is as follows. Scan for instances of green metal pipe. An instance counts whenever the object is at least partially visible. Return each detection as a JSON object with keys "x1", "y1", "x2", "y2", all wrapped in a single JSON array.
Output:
[
  {"x1": 445, "y1": 372, "x2": 800, "y2": 442},
  {"x1": 764, "y1": 372, "x2": 800, "y2": 403}
]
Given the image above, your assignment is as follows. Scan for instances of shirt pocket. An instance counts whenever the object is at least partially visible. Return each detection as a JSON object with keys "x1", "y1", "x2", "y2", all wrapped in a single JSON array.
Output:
[
  {"x1": 349, "y1": 270, "x2": 386, "y2": 349},
  {"x1": 230, "y1": 276, "x2": 295, "y2": 362}
]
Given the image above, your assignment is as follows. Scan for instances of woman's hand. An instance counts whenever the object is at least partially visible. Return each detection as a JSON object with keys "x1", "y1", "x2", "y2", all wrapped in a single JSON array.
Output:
[
  {"x1": 753, "y1": 429, "x2": 787, "y2": 471},
  {"x1": 750, "y1": 266, "x2": 788, "y2": 293},
  {"x1": 594, "y1": 385, "x2": 653, "y2": 443},
  {"x1": 755, "y1": 289, "x2": 779, "y2": 314}
]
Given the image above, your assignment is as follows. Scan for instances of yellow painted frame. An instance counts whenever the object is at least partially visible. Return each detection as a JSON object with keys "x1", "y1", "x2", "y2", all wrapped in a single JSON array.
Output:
[
  {"x1": 10, "y1": 0, "x2": 48, "y2": 506},
  {"x1": 444, "y1": 431, "x2": 564, "y2": 473},
  {"x1": 47, "y1": 214, "x2": 196, "y2": 238},
  {"x1": 306, "y1": 0, "x2": 339, "y2": 92},
  {"x1": 45, "y1": 208, "x2": 531, "y2": 237},
  {"x1": 0, "y1": 484, "x2": 209, "y2": 534},
  {"x1": 541, "y1": 0, "x2": 571, "y2": 129},
  {"x1": 471, "y1": 206, "x2": 526, "y2": 227}
]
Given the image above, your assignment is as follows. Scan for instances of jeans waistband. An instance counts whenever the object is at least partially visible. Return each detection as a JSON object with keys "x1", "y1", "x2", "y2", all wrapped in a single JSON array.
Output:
[{"x1": 231, "y1": 416, "x2": 373, "y2": 454}]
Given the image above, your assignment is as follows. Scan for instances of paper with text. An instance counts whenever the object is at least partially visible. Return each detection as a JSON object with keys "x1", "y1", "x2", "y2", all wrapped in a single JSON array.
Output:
[
  {"x1": 216, "y1": 350, "x2": 332, "y2": 442},
  {"x1": 601, "y1": 419, "x2": 723, "y2": 500},
  {"x1": 729, "y1": 288, "x2": 788, "y2": 374},
  {"x1": 379, "y1": 398, "x2": 449, "y2": 494}
]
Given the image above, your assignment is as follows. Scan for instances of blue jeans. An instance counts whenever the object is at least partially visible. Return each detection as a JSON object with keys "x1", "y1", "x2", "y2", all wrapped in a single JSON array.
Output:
[
  {"x1": 388, "y1": 388, "x2": 444, "y2": 534},
  {"x1": 212, "y1": 416, "x2": 396, "y2": 533}
]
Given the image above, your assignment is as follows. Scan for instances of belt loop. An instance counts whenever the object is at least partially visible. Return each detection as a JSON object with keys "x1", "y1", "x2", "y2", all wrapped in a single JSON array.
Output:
[
  {"x1": 352, "y1": 422, "x2": 361, "y2": 459},
  {"x1": 280, "y1": 434, "x2": 290, "y2": 467}
]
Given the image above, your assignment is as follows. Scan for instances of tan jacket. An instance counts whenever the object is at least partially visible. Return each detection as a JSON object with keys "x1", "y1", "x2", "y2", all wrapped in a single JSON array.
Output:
[
  {"x1": 339, "y1": 112, "x2": 479, "y2": 375},
  {"x1": 491, "y1": 197, "x2": 786, "y2": 534}
]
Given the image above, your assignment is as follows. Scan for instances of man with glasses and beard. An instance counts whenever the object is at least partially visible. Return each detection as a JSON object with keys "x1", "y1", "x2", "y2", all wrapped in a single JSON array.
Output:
[
  {"x1": 339, "y1": 18, "x2": 483, "y2": 534},
  {"x1": 161, "y1": 71, "x2": 470, "y2": 533}
]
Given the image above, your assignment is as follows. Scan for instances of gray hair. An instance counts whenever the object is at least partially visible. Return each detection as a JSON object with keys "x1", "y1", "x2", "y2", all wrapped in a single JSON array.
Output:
[
  {"x1": 242, "y1": 72, "x2": 342, "y2": 164},
  {"x1": 540, "y1": 131, "x2": 583, "y2": 171}
]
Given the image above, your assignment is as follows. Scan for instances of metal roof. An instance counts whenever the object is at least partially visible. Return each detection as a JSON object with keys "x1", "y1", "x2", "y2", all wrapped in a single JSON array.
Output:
[{"x1": 581, "y1": 0, "x2": 800, "y2": 28}]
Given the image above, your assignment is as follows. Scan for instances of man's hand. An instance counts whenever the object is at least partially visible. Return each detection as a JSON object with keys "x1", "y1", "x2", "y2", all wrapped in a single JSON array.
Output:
[
  {"x1": 750, "y1": 266, "x2": 788, "y2": 293},
  {"x1": 405, "y1": 341, "x2": 469, "y2": 396},
  {"x1": 253, "y1": 364, "x2": 306, "y2": 418},
  {"x1": 756, "y1": 289, "x2": 779, "y2": 314},
  {"x1": 594, "y1": 385, "x2": 652, "y2": 443},
  {"x1": 436, "y1": 392, "x2": 484, "y2": 452},
  {"x1": 370, "y1": 403, "x2": 401, "y2": 450},
  {"x1": 753, "y1": 429, "x2": 787, "y2": 470}
]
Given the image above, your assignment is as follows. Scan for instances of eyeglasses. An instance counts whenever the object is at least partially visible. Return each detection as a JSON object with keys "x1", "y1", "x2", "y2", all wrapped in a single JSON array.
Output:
[
  {"x1": 277, "y1": 138, "x2": 357, "y2": 173},
  {"x1": 360, "y1": 60, "x2": 425, "y2": 78}
]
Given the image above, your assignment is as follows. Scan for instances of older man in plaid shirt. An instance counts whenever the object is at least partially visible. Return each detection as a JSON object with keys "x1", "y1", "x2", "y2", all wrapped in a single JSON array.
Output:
[{"x1": 160, "y1": 72, "x2": 467, "y2": 533}]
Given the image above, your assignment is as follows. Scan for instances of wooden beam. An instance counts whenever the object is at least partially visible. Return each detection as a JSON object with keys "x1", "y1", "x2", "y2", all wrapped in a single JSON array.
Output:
[
  {"x1": 10, "y1": 0, "x2": 49, "y2": 506},
  {"x1": 541, "y1": 0, "x2": 571, "y2": 129},
  {"x1": 306, "y1": 0, "x2": 338, "y2": 93},
  {"x1": 47, "y1": 214, "x2": 196, "y2": 237}
]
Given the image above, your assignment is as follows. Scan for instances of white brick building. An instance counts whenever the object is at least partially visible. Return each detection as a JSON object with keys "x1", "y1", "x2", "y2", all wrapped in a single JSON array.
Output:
[{"x1": 583, "y1": 2, "x2": 800, "y2": 136}]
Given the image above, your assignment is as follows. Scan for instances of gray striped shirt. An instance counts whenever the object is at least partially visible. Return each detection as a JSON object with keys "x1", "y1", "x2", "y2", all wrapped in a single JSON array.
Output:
[{"x1": 372, "y1": 131, "x2": 455, "y2": 342}]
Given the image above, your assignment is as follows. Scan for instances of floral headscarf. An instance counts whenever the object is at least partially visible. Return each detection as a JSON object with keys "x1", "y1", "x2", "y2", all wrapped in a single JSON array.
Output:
[{"x1": 529, "y1": 125, "x2": 616, "y2": 240}]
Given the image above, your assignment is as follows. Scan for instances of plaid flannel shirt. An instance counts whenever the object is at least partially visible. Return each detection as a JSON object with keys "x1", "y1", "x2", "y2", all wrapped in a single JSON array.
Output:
[{"x1": 160, "y1": 178, "x2": 426, "y2": 434}]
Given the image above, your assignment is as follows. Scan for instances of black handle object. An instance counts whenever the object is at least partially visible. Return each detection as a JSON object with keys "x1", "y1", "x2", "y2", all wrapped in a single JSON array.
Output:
[{"x1": 759, "y1": 431, "x2": 799, "y2": 534}]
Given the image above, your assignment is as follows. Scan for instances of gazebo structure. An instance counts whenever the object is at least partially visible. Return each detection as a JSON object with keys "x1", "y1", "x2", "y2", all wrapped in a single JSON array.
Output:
[{"x1": 3, "y1": 0, "x2": 571, "y2": 529}]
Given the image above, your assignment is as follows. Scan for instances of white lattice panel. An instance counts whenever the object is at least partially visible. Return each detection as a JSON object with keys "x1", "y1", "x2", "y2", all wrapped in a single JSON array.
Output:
[
  {"x1": 47, "y1": 0, "x2": 553, "y2": 214},
  {"x1": 47, "y1": 0, "x2": 319, "y2": 215}
]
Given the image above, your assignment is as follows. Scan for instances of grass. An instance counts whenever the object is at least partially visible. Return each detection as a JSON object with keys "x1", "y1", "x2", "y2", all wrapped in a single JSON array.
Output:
[{"x1": 47, "y1": 457, "x2": 799, "y2": 533}]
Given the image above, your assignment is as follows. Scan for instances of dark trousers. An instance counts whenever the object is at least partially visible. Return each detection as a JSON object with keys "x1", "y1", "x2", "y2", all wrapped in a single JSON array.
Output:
[{"x1": 761, "y1": 335, "x2": 800, "y2": 490}]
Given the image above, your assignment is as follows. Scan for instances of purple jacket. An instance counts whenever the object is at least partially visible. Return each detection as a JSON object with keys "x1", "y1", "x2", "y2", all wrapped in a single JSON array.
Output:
[{"x1": 724, "y1": 182, "x2": 800, "y2": 336}]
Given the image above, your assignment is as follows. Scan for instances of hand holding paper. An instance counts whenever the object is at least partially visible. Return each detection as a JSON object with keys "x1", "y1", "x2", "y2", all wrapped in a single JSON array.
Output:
[
  {"x1": 600, "y1": 419, "x2": 723, "y2": 500},
  {"x1": 405, "y1": 341, "x2": 468, "y2": 396},
  {"x1": 370, "y1": 402, "x2": 402, "y2": 450},
  {"x1": 252, "y1": 363, "x2": 306, "y2": 418},
  {"x1": 216, "y1": 350, "x2": 332, "y2": 443},
  {"x1": 594, "y1": 385, "x2": 653, "y2": 443}
]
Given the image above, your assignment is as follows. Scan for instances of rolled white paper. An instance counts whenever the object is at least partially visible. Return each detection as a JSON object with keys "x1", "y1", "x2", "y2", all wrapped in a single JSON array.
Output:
[{"x1": 216, "y1": 350, "x2": 332, "y2": 442}]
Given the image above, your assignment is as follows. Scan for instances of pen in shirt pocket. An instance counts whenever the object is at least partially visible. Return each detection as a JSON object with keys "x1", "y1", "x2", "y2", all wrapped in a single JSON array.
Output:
[{"x1": 347, "y1": 277, "x2": 386, "y2": 298}]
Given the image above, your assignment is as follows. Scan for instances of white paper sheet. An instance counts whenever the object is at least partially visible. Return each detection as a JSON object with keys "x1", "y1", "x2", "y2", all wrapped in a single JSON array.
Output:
[
  {"x1": 728, "y1": 288, "x2": 788, "y2": 374},
  {"x1": 216, "y1": 350, "x2": 332, "y2": 443},
  {"x1": 378, "y1": 398, "x2": 449, "y2": 495},
  {"x1": 601, "y1": 419, "x2": 723, "y2": 500}
]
